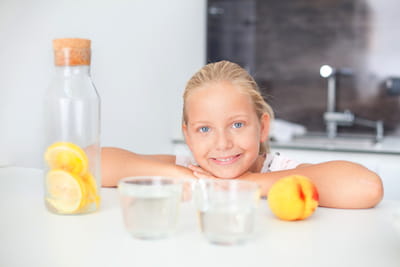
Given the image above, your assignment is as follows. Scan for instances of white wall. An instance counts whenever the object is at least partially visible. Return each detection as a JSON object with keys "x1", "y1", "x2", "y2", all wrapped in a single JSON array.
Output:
[
  {"x1": 0, "y1": 0, "x2": 206, "y2": 168},
  {"x1": 367, "y1": 0, "x2": 400, "y2": 78}
]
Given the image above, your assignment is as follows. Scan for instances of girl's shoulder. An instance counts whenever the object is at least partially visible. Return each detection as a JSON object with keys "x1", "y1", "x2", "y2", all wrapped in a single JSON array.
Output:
[{"x1": 261, "y1": 152, "x2": 300, "y2": 173}]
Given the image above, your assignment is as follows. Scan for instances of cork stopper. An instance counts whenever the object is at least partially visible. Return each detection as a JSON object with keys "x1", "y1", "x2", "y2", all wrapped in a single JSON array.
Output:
[{"x1": 53, "y1": 38, "x2": 91, "y2": 66}]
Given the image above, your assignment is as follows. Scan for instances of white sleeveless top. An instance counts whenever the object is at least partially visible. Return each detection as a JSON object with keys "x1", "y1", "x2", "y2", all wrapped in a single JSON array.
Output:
[{"x1": 175, "y1": 152, "x2": 300, "y2": 173}]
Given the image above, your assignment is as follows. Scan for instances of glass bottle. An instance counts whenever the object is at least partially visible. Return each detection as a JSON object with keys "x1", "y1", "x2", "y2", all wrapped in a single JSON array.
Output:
[{"x1": 43, "y1": 38, "x2": 101, "y2": 214}]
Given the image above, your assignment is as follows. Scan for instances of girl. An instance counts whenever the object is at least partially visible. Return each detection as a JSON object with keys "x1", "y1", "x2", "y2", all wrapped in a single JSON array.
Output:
[{"x1": 102, "y1": 60, "x2": 383, "y2": 209}]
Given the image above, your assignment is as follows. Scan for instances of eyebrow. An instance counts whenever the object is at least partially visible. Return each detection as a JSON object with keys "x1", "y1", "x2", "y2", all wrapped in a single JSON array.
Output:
[
  {"x1": 227, "y1": 114, "x2": 250, "y2": 120},
  {"x1": 188, "y1": 121, "x2": 210, "y2": 127},
  {"x1": 188, "y1": 114, "x2": 250, "y2": 127}
]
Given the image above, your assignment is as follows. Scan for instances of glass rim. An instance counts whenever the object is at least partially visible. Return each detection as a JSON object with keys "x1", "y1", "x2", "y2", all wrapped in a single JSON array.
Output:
[
  {"x1": 197, "y1": 178, "x2": 259, "y2": 188},
  {"x1": 118, "y1": 176, "x2": 193, "y2": 188}
]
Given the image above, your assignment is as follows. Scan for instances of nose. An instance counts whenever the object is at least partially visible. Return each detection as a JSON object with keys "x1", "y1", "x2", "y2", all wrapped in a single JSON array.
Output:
[{"x1": 215, "y1": 130, "x2": 233, "y2": 151}]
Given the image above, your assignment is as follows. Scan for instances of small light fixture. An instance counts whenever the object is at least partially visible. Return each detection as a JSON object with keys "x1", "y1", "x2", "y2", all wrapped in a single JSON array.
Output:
[{"x1": 320, "y1": 65, "x2": 333, "y2": 78}]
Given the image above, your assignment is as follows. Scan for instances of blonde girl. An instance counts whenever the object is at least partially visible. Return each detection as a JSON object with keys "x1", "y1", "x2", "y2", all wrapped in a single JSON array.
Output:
[{"x1": 102, "y1": 61, "x2": 383, "y2": 209}]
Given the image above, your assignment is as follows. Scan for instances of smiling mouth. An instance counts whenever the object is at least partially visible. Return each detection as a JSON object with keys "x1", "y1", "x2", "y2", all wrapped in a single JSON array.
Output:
[{"x1": 211, "y1": 154, "x2": 241, "y2": 165}]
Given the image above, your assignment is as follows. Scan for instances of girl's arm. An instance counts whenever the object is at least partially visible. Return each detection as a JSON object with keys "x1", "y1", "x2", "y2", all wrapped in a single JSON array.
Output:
[
  {"x1": 241, "y1": 161, "x2": 383, "y2": 209},
  {"x1": 101, "y1": 147, "x2": 195, "y2": 187},
  {"x1": 102, "y1": 147, "x2": 384, "y2": 209}
]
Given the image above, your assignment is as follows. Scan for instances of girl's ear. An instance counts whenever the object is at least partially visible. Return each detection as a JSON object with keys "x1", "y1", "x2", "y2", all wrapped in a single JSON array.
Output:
[
  {"x1": 260, "y1": 113, "x2": 270, "y2": 143},
  {"x1": 182, "y1": 123, "x2": 190, "y2": 145}
]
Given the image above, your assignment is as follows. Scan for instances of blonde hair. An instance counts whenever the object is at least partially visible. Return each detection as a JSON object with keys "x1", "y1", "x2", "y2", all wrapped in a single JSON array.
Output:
[{"x1": 182, "y1": 60, "x2": 274, "y2": 154}]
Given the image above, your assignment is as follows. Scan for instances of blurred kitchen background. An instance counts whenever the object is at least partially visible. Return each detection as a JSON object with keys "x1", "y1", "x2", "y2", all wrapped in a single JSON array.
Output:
[
  {"x1": 207, "y1": 0, "x2": 400, "y2": 135},
  {"x1": 0, "y1": 0, "x2": 399, "y2": 169}
]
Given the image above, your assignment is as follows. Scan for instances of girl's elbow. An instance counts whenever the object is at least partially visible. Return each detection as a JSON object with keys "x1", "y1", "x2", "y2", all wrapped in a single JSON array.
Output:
[
  {"x1": 342, "y1": 161, "x2": 384, "y2": 208},
  {"x1": 363, "y1": 172, "x2": 384, "y2": 208}
]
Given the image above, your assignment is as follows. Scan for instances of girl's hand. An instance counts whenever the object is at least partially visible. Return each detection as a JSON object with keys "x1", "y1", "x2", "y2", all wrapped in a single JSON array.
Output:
[
  {"x1": 188, "y1": 164, "x2": 216, "y2": 179},
  {"x1": 188, "y1": 164, "x2": 255, "y2": 180}
]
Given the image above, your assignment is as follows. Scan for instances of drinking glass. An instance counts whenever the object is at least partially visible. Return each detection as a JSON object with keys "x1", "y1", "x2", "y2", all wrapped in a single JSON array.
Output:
[
  {"x1": 195, "y1": 179, "x2": 260, "y2": 245},
  {"x1": 118, "y1": 176, "x2": 185, "y2": 239}
]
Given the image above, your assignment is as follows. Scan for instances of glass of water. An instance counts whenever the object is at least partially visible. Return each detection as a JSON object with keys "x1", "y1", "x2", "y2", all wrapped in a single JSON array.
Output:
[
  {"x1": 118, "y1": 176, "x2": 185, "y2": 239},
  {"x1": 195, "y1": 179, "x2": 260, "y2": 245}
]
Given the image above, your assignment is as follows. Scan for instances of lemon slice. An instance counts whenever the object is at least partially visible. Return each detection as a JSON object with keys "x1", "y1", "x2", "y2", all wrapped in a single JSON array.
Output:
[
  {"x1": 44, "y1": 142, "x2": 89, "y2": 175},
  {"x1": 84, "y1": 173, "x2": 98, "y2": 194},
  {"x1": 82, "y1": 173, "x2": 101, "y2": 209},
  {"x1": 46, "y1": 169, "x2": 86, "y2": 213}
]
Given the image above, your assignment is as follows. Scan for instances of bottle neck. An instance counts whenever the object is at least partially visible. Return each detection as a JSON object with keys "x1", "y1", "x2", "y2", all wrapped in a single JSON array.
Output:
[{"x1": 55, "y1": 65, "x2": 90, "y2": 77}]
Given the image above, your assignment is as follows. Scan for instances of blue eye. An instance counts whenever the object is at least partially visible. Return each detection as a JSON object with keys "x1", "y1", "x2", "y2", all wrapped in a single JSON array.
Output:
[
  {"x1": 199, "y1": 126, "x2": 210, "y2": 133},
  {"x1": 233, "y1": 122, "x2": 244, "y2": 129}
]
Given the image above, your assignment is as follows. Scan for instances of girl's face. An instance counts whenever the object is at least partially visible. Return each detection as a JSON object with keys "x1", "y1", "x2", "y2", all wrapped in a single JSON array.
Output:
[{"x1": 183, "y1": 81, "x2": 270, "y2": 178}]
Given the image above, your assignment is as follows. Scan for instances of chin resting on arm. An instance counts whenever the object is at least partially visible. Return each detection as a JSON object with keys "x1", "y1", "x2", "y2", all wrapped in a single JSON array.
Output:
[
  {"x1": 101, "y1": 147, "x2": 195, "y2": 187},
  {"x1": 241, "y1": 160, "x2": 384, "y2": 209},
  {"x1": 102, "y1": 147, "x2": 383, "y2": 209}
]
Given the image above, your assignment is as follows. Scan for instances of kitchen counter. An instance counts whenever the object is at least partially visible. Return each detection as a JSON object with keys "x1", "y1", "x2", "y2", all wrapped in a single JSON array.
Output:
[
  {"x1": 271, "y1": 134, "x2": 400, "y2": 155},
  {"x1": 1, "y1": 167, "x2": 400, "y2": 267}
]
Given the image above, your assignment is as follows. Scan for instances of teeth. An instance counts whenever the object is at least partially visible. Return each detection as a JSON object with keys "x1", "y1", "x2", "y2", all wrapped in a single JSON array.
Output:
[{"x1": 216, "y1": 157, "x2": 234, "y2": 162}]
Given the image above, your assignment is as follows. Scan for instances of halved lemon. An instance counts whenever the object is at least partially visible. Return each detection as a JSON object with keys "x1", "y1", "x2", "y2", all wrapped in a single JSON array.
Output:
[
  {"x1": 44, "y1": 142, "x2": 89, "y2": 175},
  {"x1": 46, "y1": 169, "x2": 86, "y2": 213}
]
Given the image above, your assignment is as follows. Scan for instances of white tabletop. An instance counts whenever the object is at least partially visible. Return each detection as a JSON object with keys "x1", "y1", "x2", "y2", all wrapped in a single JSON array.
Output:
[{"x1": 1, "y1": 167, "x2": 400, "y2": 267}]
